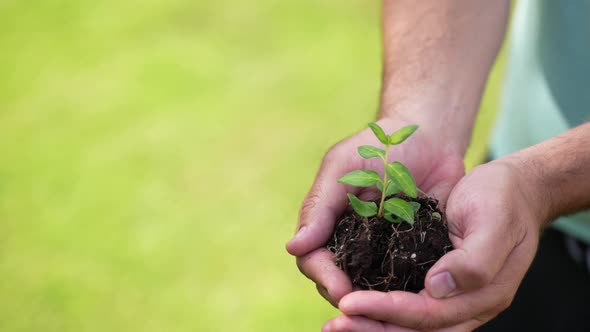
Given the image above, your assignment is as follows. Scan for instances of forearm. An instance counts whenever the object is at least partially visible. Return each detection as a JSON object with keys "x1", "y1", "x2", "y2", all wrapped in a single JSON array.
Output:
[
  {"x1": 379, "y1": 0, "x2": 509, "y2": 154},
  {"x1": 505, "y1": 122, "x2": 590, "y2": 224}
]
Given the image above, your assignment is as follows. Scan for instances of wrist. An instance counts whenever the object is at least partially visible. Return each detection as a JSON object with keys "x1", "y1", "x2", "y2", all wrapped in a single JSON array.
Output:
[
  {"x1": 498, "y1": 152, "x2": 555, "y2": 226},
  {"x1": 377, "y1": 102, "x2": 472, "y2": 158}
]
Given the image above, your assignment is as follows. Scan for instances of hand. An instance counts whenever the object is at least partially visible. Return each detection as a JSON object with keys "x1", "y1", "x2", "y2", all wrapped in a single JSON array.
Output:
[
  {"x1": 323, "y1": 159, "x2": 546, "y2": 331},
  {"x1": 285, "y1": 117, "x2": 465, "y2": 307}
]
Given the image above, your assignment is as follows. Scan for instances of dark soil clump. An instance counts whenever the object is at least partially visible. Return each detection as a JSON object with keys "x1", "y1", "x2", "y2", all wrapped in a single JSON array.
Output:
[{"x1": 326, "y1": 195, "x2": 453, "y2": 293}]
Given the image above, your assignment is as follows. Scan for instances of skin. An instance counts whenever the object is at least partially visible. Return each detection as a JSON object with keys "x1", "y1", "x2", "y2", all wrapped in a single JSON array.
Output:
[
  {"x1": 287, "y1": 117, "x2": 465, "y2": 307},
  {"x1": 287, "y1": 0, "x2": 590, "y2": 331},
  {"x1": 320, "y1": 123, "x2": 590, "y2": 332}
]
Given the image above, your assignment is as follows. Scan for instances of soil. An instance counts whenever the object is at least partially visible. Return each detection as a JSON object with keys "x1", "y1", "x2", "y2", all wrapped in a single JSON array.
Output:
[{"x1": 326, "y1": 195, "x2": 453, "y2": 293}]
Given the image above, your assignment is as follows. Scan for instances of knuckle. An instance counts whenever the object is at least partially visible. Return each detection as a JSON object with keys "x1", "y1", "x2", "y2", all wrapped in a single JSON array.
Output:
[
  {"x1": 315, "y1": 284, "x2": 334, "y2": 304},
  {"x1": 299, "y1": 193, "x2": 318, "y2": 223},
  {"x1": 330, "y1": 317, "x2": 352, "y2": 331},
  {"x1": 326, "y1": 141, "x2": 347, "y2": 158},
  {"x1": 300, "y1": 143, "x2": 344, "y2": 225},
  {"x1": 296, "y1": 250, "x2": 331, "y2": 281},
  {"x1": 480, "y1": 295, "x2": 513, "y2": 325},
  {"x1": 447, "y1": 190, "x2": 481, "y2": 225},
  {"x1": 299, "y1": 184, "x2": 325, "y2": 223},
  {"x1": 322, "y1": 141, "x2": 351, "y2": 167},
  {"x1": 462, "y1": 259, "x2": 493, "y2": 288},
  {"x1": 322, "y1": 149, "x2": 339, "y2": 165},
  {"x1": 322, "y1": 145, "x2": 341, "y2": 164},
  {"x1": 497, "y1": 294, "x2": 515, "y2": 312},
  {"x1": 472, "y1": 315, "x2": 492, "y2": 330},
  {"x1": 412, "y1": 313, "x2": 443, "y2": 331},
  {"x1": 406, "y1": 297, "x2": 437, "y2": 331},
  {"x1": 411, "y1": 315, "x2": 429, "y2": 331},
  {"x1": 295, "y1": 255, "x2": 309, "y2": 274}
]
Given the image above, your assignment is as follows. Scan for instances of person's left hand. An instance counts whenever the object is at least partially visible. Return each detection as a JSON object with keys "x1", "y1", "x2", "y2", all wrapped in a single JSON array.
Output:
[{"x1": 322, "y1": 158, "x2": 547, "y2": 332}]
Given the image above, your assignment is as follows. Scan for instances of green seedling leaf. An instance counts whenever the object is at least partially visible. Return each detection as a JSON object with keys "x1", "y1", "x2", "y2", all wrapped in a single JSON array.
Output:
[
  {"x1": 385, "y1": 181, "x2": 401, "y2": 196},
  {"x1": 386, "y1": 161, "x2": 418, "y2": 198},
  {"x1": 377, "y1": 180, "x2": 401, "y2": 196},
  {"x1": 389, "y1": 125, "x2": 419, "y2": 145},
  {"x1": 383, "y1": 214, "x2": 401, "y2": 223},
  {"x1": 368, "y1": 122, "x2": 389, "y2": 145},
  {"x1": 376, "y1": 181, "x2": 384, "y2": 193},
  {"x1": 338, "y1": 170, "x2": 381, "y2": 187},
  {"x1": 358, "y1": 145, "x2": 386, "y2": 160},
  {"x1": 432, "y1": 212, "x2": 442, "y2": 220},
  {"x1": 409, "y1": 201, "x2": 421, "y2": 213},
  {"x1": 347, "y1": 193, "x2": 378, "y2": 217},
  {"x1": 383, "y1": 197, "x2": 415, "y2": 224}
]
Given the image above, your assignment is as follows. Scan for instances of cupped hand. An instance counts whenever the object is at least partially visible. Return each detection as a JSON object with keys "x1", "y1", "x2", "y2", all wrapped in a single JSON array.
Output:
[
  {"x1": 285, "y1": 117, "x2": 465, "y2": 307},
  {"x1": 323, "y1": 159, "x2": 546, "y2": 331}
]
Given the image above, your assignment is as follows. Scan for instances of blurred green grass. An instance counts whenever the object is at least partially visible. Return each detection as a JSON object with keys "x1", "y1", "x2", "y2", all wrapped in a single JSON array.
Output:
[{"x1": 0, "y1": 1, "x2": 504, "y2": 331}]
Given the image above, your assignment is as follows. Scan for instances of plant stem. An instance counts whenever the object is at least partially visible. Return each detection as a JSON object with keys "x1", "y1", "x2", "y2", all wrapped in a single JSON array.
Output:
[{"x1": 377, "y1": 144, "x2": 390, "y2": 217}]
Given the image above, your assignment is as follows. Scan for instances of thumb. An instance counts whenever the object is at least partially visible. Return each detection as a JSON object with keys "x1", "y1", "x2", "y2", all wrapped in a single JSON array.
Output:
[
  {"x1": 424, "y1": 213, "x2": 516, "y2": 299},
  {"x1": 285, "y1": 150, "x2": 353, "y2": 257}
]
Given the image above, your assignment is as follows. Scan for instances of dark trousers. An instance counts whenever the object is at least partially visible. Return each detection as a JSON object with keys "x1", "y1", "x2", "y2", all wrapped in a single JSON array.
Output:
[{"x1": 477, "y1": 229, "x2": 590, "y2": 332}]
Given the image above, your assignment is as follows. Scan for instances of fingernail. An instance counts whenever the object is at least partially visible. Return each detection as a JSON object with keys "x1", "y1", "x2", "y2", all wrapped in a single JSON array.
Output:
[
  {"x1": 293, "y1": 225, "x2": 307, "y2": 240},
  {"x1": 429, "y1": 271, "x2": 456, "y2": 298}
]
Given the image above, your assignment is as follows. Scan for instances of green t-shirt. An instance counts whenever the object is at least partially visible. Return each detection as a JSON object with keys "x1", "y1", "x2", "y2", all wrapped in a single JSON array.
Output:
[{"x1": 491, "y1": 0, "x2": 590, "y2": 242}]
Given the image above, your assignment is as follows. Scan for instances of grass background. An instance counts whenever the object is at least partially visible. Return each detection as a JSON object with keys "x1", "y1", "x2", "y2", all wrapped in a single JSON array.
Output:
[{"x1": 0, "y1": 1, "x2": 505, "y2": 331}]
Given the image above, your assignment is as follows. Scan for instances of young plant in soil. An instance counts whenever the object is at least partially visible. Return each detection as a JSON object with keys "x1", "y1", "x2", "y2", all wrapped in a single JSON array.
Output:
[{"x1": 326, "y1": 123, "x2": 453, "y2": 293}]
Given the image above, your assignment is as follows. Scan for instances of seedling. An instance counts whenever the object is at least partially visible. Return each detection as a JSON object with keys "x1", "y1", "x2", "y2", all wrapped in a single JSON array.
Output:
[
  {"x1": 328, "y1": 123, "x2": 452, "y2": 293},
  {"x1": 337, "y1": 123, "x2": 420, "y2": 225}
]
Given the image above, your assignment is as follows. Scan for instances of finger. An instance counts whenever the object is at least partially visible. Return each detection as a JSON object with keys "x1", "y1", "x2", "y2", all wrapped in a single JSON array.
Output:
[
  {"x1": 424, "y1": 231, "x2": 511, "y2": 299},
  {"x1": 297, "y1": 248, "x2": 353, "y2": 304},
  {"x1": 338, "y1": 228, "x2": 532, "y2": 330},
  {"x1": 322, "y1": 315, "x2": 484, "y2": 332},
  {"x1": 286, "y1": 148, "x2": 353, "y2": 257},
  {"x1": 338, "y1": 287, "x2": 506, "y2": 330},
  {"x1": 322, "y1": 315, "x2": 418, "y2": 332},
  {"x1": 425, "y1": 207, "x2": 516, "y2": 298},
  {"x1": 339, "y1": 291, "x2": 430, "y2": 329},
  {"x1": 434, "y1": 319, "x2": 485, "y2": 332},
  {"x1": 316, "y1": 284, "x2": 338, "y2": 308}
]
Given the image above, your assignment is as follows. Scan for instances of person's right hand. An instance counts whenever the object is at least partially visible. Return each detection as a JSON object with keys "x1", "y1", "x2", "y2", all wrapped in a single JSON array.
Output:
[{"x1": 285, "y1": 117, "x2": 466, "y2": 307}]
